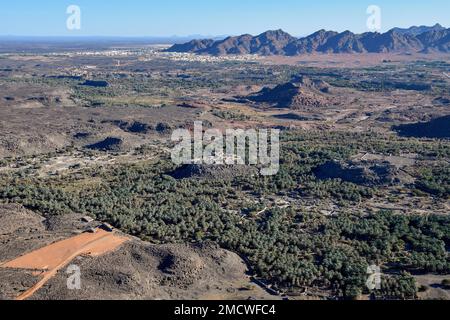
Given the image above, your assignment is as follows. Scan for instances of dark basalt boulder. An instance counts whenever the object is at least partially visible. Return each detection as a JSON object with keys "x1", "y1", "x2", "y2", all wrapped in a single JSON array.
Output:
[
  {"x1": 74, "y1": 132, "x2": 91, "y2": 139},
  {"x1": 314, "y1": 160, "x2": 399, "y2": 186},
  {"x1": 393, "y1": 115, "x2": 450, "y2": 139},
  {"x1": 127, "y1": 121, "x2": 153, "y2": 134},
  {"x1": 103, "y1": 120, "x2": 153, "y2": 134},
  {"x1": 156, "y1": 122, "x2": 172, "y2": 134},
  {"x1": 169, "y1": 163, "x2": 258, "y2": 180},
  {"x1": 81, "y1": 80, "x2": 109, "y2": 88},
  {"x1": 86, "y1": 137, "x2": 123, "y2": 151}
]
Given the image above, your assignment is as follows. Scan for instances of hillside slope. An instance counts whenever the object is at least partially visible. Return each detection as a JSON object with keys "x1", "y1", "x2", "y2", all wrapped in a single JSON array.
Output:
[{"x1": 166, "y1": 26, "x2": 450, "y2": 55}]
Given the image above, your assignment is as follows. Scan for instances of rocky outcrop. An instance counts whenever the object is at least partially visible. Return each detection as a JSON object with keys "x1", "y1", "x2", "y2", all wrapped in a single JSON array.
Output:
[
  {"x1": 393, "y1": 115, "x2": 450, "y2": 139},
  {"x1": 246, "y1": 76, "x2": 331, "y2": 109},
  {"x1": 314, "y1": 160, "x2": 400, "y2": 186},
  {"x1": 86, "y1": 137, "x2": 123, "y2": 151},
  {"x1": 170, "y1": 163, "x2": 258, "y2": 180}
]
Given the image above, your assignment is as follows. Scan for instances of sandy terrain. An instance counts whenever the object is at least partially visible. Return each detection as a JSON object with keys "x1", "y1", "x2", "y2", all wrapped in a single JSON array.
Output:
[
  {"x1": 1, "y1": 228, "x2": 128, "y2": 300},
  {"x1": 0, "y1": 204, "x2": 276, "y2": 300},
  {"x1": 416, "y1": 274, "x2": 450, "y2": 300}
]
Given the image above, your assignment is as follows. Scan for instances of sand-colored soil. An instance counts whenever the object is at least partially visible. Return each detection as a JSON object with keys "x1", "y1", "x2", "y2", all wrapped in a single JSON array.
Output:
[
  {"x1": 0, "y1": 205, "x2": 276, "y2": 300},
  {"x1": 0, "y1": 229, "x2": 128, "y2": 300}
]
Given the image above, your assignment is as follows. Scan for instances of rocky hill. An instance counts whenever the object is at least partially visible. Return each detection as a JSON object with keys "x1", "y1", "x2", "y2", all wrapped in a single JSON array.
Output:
[
  {"x1": 313, "y1": 160, "x2": 400, "y2": 186},
  {"x1": 393, "y1": 115, "x2": 450, "y2": 139},
  {"x1": 245, "y1": 75, "x2": 332, "y2": 109},
  {"x1": 166, "y1": 25, "x2": 450, "y2": 55},
  {"x1": 0, "y1": 204, "x2": 274, "y2": 300}
]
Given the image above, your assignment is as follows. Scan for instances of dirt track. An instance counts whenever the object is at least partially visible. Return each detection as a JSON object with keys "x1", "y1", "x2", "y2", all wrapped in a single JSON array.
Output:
[
  {"x1": 0, "y1": 229, "x2": 128, "y2": 300},
  {"x1": 0, "y1": 204, "x2": 277, "y2": 300}
]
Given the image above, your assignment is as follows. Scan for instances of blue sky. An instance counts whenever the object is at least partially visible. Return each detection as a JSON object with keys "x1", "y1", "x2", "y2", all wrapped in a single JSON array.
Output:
[{"x1": 1, "y1": 0, "x2": 449, "y2": 37}]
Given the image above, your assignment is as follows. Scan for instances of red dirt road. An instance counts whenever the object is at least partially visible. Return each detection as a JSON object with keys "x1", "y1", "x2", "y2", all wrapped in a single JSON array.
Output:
[{"x1": 0, "y1": 229, "x2": 128, "y2": 300}]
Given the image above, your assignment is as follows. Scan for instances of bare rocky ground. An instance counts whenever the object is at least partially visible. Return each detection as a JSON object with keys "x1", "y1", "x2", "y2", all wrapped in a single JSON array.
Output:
[
  {"x1": 0, "y1": 49, "x2": 448, "y2": 300},
  {"x1": 0, "y1": 52, "x2": 449, "y2": 159},
  {"x1": 0, "y1": 101, "x2": 199, "y2": 158},
  {"x1": 415, "y1": 275, "x2": 450, "y2": 300},
  {"x1": 0, "y1": 204, "x2": 275, "y2": 300}
]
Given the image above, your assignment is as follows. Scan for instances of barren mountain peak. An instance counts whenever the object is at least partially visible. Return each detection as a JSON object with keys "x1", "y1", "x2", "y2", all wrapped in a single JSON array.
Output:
[{"x1": 166, "y1": 25, "x2": 450, "y2": 55}]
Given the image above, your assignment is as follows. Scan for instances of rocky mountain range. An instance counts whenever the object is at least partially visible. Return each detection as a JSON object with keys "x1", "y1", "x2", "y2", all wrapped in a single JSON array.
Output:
[
  {"x1": 166, "y1": 25, "x2": 450, "y2": 55},
  {"x1": 390, "y1": 23, "x2": 446, "y2": 36}
]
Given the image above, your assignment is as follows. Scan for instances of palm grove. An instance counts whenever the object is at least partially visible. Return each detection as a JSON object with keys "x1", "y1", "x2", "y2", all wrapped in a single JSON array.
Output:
[{"x1": 0, "y1": 130, "x2": 449, "y2": 299}]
